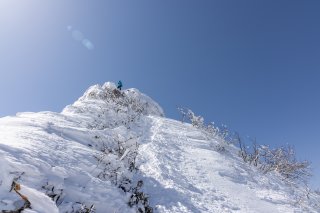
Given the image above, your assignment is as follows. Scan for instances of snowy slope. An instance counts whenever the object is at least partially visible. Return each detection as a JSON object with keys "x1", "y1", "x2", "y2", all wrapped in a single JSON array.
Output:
[
  {"x1": 0, "y1": 82, "x2": 319, "y2": 213},
  {"x1": 136, "y1": 116, "x2": 320, "y2": 212}
]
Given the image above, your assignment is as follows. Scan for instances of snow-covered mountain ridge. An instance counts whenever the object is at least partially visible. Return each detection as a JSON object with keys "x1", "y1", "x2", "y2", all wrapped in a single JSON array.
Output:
[{"x1": 0, "y1": 82, "x2": 319, "y2": 213}]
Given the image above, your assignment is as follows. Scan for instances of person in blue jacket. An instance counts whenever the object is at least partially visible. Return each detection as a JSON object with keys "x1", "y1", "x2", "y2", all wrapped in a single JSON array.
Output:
[{"x1": 117, "y1": 80, "x2": 123, "y2": 90}]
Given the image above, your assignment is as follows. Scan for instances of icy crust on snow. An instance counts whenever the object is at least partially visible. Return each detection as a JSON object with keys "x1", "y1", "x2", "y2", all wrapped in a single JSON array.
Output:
[{"x1": 62, "y1": 82, "x2": 164, "y2": 129}]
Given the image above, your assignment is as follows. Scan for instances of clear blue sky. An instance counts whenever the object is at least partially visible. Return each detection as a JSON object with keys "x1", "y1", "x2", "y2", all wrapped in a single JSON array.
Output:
[{"x1": 1, "y1": 0, "x2": 320, "y2": 187}]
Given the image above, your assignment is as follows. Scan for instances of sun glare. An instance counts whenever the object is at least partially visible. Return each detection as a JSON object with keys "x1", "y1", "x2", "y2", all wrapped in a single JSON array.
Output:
[{"x1": 0, "y1": 1, "x2": 36, "y2": 25}]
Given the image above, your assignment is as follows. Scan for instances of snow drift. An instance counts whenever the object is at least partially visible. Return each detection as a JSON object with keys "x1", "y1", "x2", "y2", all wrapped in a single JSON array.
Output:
[{"x1": 0, "y1": 82, "x2": 319, "y2": 213}]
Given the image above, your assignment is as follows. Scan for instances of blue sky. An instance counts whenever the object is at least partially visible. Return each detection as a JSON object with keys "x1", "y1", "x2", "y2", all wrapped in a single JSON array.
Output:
[{"x1": 0, "y1": 0, "x2": 320, "y2": 187}]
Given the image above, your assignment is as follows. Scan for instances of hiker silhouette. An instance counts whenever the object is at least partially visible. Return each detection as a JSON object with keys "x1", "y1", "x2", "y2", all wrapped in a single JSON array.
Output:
[{"x1": 117, "y1": 80, "x2": 123, "y2": 90}]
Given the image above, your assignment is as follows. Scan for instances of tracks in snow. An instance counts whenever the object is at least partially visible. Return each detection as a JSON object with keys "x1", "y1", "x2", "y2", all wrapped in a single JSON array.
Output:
[{"x1": 136, "y1": 116, "x2": 300, "y2": 213}]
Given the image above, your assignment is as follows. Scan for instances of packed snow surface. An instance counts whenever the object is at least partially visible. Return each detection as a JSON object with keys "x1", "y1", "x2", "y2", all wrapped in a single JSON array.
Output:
[{"x1": 0, "y1": 82, "x2": 319, "y2": 212}]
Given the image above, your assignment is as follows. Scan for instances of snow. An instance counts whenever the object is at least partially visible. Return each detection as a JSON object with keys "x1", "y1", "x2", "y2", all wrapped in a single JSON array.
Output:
[
  {"x1": 0, "y1": 82, "x2": 319, "y2": 212},
  {"x1": 20, "y1": 185, "x2": 59, "y2": 213}
]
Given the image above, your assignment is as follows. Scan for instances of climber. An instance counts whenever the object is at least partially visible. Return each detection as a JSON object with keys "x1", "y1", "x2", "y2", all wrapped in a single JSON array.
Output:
[{"x1": 117, "y1": 80, "x2": 123, "y2": 90}]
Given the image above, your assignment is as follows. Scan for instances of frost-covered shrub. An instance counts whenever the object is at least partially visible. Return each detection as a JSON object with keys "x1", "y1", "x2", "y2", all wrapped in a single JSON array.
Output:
[
  {"x1": 236, "y1": 134, "x2": 311, "y2": 183},
  {"x1": 178, "y1": 107, "x2": 204, "y2": 128},
  {"x1": 94, "y1": 135, "x2": 152, "y2": 211},
  {"x1": 179, "y1": 107, "x2": 311, "y2": 185},
  {"x1": 69, "y1": 203, "x2": 95, "y2": 213},
  {"x1": 95, "y1": 152, "x2": 126, "y2": 185},
  {"x1": 94, "y1": 134, "x2": 141, "y2": 193},
  {"x1": 214, "y1": 143, "x2": 227, "y2": 153},
  {"x1": 42, "y1": 182, "x2": 64, "y2": 205},
  {"x1": 178, "y1": 107, "x2": 230, "y2": 141},
  {"x1": 236, "y1": 134, "x2": 259, "y2": 166},
  {"x1": 259, "y1": 145, "x2": 311, "y2": 182},
  {"x1": 128, "y1": 180, "x2": 153, "y2": 213}
]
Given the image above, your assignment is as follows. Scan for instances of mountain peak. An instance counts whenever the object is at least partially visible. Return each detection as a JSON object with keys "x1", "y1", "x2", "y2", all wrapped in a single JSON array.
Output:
[
  {"x1": 62, "y1": 82, "x2": 164, "y2": 129},
  {"x1": 0, "y1": 82, "x2": 319, "y2": 212}
]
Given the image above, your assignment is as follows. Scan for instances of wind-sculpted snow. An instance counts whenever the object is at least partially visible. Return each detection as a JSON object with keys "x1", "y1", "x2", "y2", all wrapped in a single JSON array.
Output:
[
  {"x1": 0, "y1": 82, "x2": 319, "y2": 212},
  {"x1": 0, "y1": 112, "x2": 134, "y2": 213}
]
